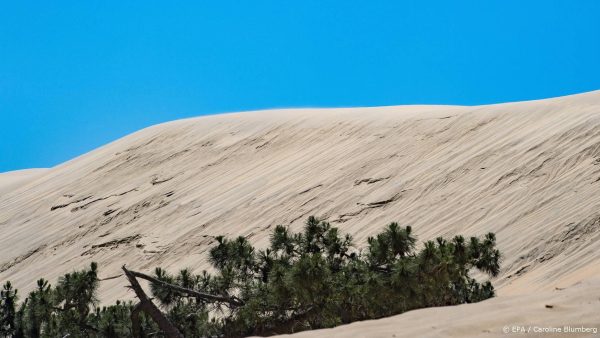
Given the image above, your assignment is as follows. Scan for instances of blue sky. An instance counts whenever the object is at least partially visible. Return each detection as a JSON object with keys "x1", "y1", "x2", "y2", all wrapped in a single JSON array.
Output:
[{"x1": 1, "y1": 1, "x2": 599, "y2": 172}]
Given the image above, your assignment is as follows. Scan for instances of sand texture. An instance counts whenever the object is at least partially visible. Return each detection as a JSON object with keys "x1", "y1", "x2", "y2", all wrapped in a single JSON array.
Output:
[{"x1": 1, "y1": 91, "x2": 600, "y2": 336}]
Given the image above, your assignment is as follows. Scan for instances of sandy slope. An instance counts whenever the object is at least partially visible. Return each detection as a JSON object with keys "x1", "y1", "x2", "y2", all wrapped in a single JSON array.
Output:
[
  {"x1": 1, "y1": 91, "x2": 600, "y2": 336},
  {"x1": 0, "y1": 169, "x2": 48, "y2": 195}
]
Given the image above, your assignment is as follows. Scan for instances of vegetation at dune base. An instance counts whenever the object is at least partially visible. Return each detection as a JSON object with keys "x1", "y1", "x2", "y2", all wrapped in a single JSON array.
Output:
[{"x1": 0, "y1": 216, "x2": 500, "y2": 337}]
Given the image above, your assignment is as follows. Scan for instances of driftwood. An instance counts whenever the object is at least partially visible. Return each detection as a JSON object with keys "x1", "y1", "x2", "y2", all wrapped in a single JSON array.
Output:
[{"x1": 121, "y1": 266, "x2": 184, "y2": 338}]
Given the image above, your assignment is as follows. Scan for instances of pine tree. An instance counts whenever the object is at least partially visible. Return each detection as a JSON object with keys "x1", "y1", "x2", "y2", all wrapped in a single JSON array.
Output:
[
  {"x1": 0, "y1": 281, "x2": 18, "y2": 336},
  {"x1": 2, "y1": 216, "x2": 501, "y2": 337}
]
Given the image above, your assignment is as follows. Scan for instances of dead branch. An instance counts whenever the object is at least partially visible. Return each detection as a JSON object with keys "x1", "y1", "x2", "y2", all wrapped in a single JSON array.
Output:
[
  {"x1": 126, "y1": 268, "x2": 245, "y2": 307},
  {"x1": 121, "y1": 265, "x2": 184, "y2": 338}
]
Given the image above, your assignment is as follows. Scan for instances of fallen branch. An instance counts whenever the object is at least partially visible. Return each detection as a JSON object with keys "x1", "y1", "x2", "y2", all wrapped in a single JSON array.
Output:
[
  {"x1": 121, "y1": 266, "x2": 183, "y2": 338},
  {"x1": 127, "y1": 268, "x2": 245, "y2": 307}
]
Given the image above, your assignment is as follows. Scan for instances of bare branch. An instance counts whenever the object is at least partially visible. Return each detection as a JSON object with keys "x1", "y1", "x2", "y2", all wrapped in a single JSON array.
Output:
[
  {"x1": 121, "y1": 265, "x2": 184, "y2": 338},
  {"x1": 127, "y1": 268, "x2": 245, "y2": 307}
]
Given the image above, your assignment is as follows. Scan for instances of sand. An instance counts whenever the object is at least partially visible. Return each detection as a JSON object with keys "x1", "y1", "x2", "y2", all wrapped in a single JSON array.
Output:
[
  {"x1": 0, "y1": 169, "x2": 47, "y2": 195},
  {"x1": 1, "y1": 91, "x2": 599, "y2": 336}
]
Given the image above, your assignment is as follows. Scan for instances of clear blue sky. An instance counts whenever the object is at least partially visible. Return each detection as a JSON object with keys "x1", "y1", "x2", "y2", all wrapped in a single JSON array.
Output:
[{"x1": 1, "y1": 1, "x2": 599, "y2": 172}]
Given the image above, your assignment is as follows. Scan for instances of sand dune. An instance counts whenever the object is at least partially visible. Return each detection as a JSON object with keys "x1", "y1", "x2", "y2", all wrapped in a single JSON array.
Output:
[
  {"x1": 0, "y1": 169, "x2": 48, "y2": 195},
  {"x1": 1, "y1": 91, "x2": 600, "y2": 336}
]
